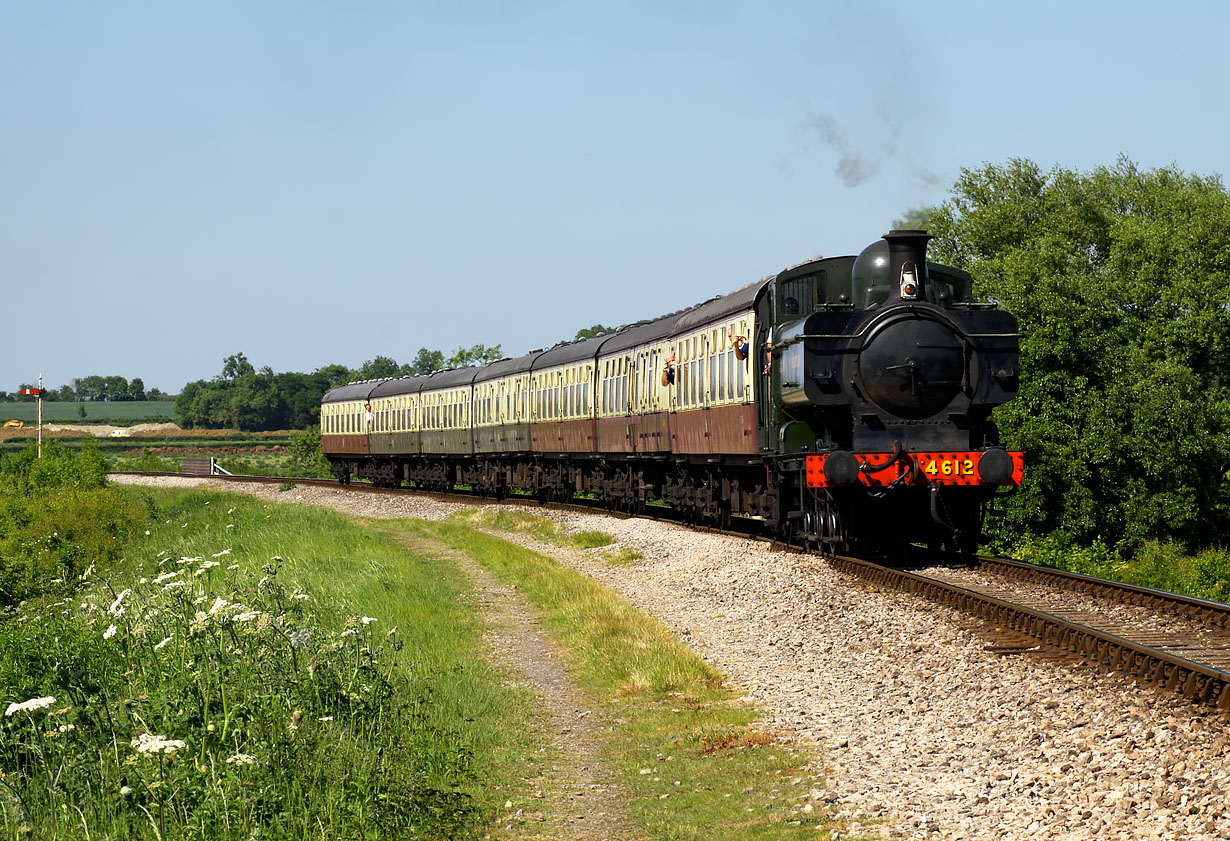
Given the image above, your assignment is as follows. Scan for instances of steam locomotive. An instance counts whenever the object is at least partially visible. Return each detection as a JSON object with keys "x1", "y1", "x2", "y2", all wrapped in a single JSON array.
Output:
[{"x1": 321, "y1": 231, "x2": 1022, "y2": 551}]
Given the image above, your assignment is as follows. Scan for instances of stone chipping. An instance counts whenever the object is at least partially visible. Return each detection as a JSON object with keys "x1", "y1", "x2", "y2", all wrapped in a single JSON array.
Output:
[{"x1": 113, "y1": 476, "x2": 1230, "y2": 840}]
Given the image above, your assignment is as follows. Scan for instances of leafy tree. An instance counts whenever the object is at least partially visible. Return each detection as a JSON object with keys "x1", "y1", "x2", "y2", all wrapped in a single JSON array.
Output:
[
  {"x1": 313, "y1": 364, "x2": 352, "y2": 388},
  {"x1": 220, "y1": 352, "x2": 255, "y2": 382},
  {"x1": 354, "y1": 355, "x2": 402, "y2": 381},
  {"x1": 575, "y1": 324, "x2": 616, "y2": 340},
  {"x1": 410, "y1": 348, "x2": 444, "y2": 376},
  {"x1": 231, "y1": 370, "x2": 286, "y2": 432},
  {"x1": 927, "y1": 157, "x2": 1230, "y2": 552},
  {"x1": 446, "y1": 343, "x2": 503, "y2": 368},
  {"x1": 891, "y1": 205, "x2": 936, "y2": 231},
  {"x1": 102, "y1": 375, "x2": 129, "y2": 400},
  {"x1": 128, "y1": 377, "x2": 146, "y2": 401}
]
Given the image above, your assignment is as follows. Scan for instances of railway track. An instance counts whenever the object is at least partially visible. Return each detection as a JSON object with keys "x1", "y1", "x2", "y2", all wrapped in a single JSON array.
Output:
[
  {"x1": 829, "y1": 554, "x2": 1230, "y2": 710},
  {"x1": 115, "y1": 470, "x2": 1230, "y2": 709}
]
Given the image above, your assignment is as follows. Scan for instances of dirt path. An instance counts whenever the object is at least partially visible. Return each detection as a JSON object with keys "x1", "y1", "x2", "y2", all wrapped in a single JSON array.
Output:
[{"x1": 390, "y1": 530, "x2": 642, "y2": 841}]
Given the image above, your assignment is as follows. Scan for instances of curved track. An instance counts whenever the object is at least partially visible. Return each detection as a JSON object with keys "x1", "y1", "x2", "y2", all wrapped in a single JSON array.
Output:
[
  {"x1": 116, "y1": 470, "x2": 1230, "y2": 708},
  {"x1": 830, "y1": 555, "x2": 1230, "y2": 709}
]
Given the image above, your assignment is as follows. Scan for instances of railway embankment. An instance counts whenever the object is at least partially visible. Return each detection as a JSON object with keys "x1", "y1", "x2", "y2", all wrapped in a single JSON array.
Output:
[{"x1": 113, "y1": 476, "x2": 1230, "y2": 841}]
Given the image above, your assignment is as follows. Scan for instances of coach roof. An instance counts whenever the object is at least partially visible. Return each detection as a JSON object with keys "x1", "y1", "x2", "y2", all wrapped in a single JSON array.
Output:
[{"x1": 321, "y1": 380, "x2": 394, "y2": 404}]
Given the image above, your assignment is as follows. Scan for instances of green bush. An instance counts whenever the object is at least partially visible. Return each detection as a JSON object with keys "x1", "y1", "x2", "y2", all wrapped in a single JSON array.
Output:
[
  {"x1": 1192, "y1": 549, "x2": 1230, "y2": 602},
  {"x1": 1008, "y1": 533, "x2": 1230, "y2": 604},
  {"x1": 286, "y1": 427, "x2": 331, "y2": 478},
  {"x1": 0, "y1": 440, "x2": 145, "y2": 606},
  {"x1": 110, "y1": 448, "x2": 178, "y2": 473}
]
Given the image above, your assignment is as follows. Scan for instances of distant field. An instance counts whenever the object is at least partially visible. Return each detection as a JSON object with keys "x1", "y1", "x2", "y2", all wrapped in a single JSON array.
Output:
[{"x1": 0, "y1": 400, "x2": 177, "y2": 423}]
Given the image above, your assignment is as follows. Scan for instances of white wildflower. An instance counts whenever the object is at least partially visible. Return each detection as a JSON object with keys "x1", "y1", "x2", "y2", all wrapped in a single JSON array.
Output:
[
  {"x1": 360, "y1": 616, "x2": 377, "y2": 625},
  {"x1": 318, "y1": 716, "x2": 333, "y2": 722},
  {"x1": 340, "y1": 629, "x2": 358, "y2": 637},
  {"x1": 80, "y1": 563, "x2": 95, "y2": 580},
  {"x1": 108, "y1": 590, "x2": 131, "y2": 616},
  {"x1": 226, "y1": 753, "x2": 258, "y2": 766},
  {"x1": 120, "y1": 785, "x2": 133, "y2": 797},
  {"x1": 131, "y1": 733, "x2": 185, "y2": 755},
  {"x1": 227, "y1": 563, "x2": 240, "y2": 570},
  {"x1": 178, "y1": 556, "x2": 201, "y2": 565},
  {"x1": 211, "y1": 549, "x2": 232, "y2": 558},
  {"x1": 5, "y1": 696, "x2": 56, "y2": 716},
  {"x1": 162, "y1": 580, "x2": 189, "y2": 591},
  {"x1": 227, "y1": 508, "x2": 234, "y2": 514},
  {"x1": 50, "y1": 578, "x2": 63, "y2": 585},
  {"x1": 58, "y1": 724, "x2": 75, "y2": 733},
  {"x1": 154, "y1": 635, "x2": 173, "y2": 651},
  {"x1": 291, "y1": 593, "x2": 310, "y2": 601},
  {"x1": 233, "y1": 611, "x2": 261, "y2": 623},
  {"x1": 226, "y1": 524, "x2": 234, "y2": 529},
  {"x1": 208, "y1": 597, "x2": 229, "y2": 616},
  {"x1": 103, "y1": 624, "x2": 117, "y2": 640},
  {"x1": 152, "y1": 571, "x2": 180, "y2": 585}
]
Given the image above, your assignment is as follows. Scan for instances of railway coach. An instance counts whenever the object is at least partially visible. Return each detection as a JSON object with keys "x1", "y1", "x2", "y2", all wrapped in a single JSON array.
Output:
[{"x1": 322, "y1": 231, "x2": 1024, "y2": 550}]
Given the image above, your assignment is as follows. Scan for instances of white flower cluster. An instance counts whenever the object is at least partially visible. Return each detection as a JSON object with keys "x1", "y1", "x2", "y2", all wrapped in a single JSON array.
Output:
[
  {"x1": 5, "y1": 696, "x2": 56, "y2": 716},
  {"x1": 108, "y1": 590, "x2": 131, "y2": 617},
  {"x1": 131, "y1": 733, "x2": 185, "y2": 755},
  {"x1": 226, "y1": 753, "x2": 258, "y2": 766}
]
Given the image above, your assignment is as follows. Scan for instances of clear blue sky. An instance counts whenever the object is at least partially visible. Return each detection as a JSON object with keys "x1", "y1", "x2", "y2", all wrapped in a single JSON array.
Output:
[{"x1": 3, "y1": 0, "x2": 1226, "y2": 393}]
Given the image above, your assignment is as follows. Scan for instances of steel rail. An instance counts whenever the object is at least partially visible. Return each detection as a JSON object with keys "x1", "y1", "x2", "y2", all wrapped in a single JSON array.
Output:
[
  {"x1": 961, "y1": 555, "x2": 1230, "y2": 628},
  {"x1": 828, "y1": 554, "x2": 1230, "y2": 709}
]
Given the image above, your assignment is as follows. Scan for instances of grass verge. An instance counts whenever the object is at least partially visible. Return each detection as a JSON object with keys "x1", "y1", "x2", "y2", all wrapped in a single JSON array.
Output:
[
  {"x1": 391, "y1": 517, "x2": 841, "y2": 839},
  {"x1": 0, "y1": 487, "x2": 534, "y2": 839},
  {"x1": 448, "y1": 506, "x2": 615, "y2": 549}
]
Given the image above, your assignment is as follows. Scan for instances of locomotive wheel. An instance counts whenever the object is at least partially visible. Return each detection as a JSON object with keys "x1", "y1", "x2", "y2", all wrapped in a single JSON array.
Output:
[{"x1": 817, "y1": 500, "x2": 848, "y2": 554}]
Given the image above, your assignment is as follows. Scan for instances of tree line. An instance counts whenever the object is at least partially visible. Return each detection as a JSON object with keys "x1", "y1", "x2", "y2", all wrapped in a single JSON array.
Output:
[
  {"x1": 174, "y1": 345, "x2": 502, "y2": 432},
  {"x1": 0, "y1": 376, "x2": 171, "y2": 403}
]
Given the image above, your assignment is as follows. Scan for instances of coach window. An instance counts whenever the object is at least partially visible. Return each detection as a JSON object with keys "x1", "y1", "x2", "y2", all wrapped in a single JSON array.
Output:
[{"x1": 708, "y1": 349, "x2": 716, "y2": 402}]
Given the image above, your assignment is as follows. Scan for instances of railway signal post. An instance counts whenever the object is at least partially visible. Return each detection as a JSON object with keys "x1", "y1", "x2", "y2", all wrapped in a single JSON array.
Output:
[{"x1": 19, "y1": 376, "x2": 46, "y2": 458}]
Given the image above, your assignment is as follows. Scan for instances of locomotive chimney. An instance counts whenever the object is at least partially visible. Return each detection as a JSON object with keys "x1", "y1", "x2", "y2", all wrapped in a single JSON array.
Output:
[{"x1": 883, "y1": 229, "x2": 933, "y2": 301}]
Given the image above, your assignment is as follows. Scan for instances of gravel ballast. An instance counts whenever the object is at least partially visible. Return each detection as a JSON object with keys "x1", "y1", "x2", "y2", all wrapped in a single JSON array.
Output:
[{"x1": 113, "y1": 476, "x2": 1230, "y2": 840}]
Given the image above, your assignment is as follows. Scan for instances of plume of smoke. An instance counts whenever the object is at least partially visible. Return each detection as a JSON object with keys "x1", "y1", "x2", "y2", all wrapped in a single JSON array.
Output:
[
  {"x1": 806, "y1": 114, "x2": 880, "y2": 187},
  {"x1": 802, "y1": 109, "x2": 946, "y2": 189}
]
